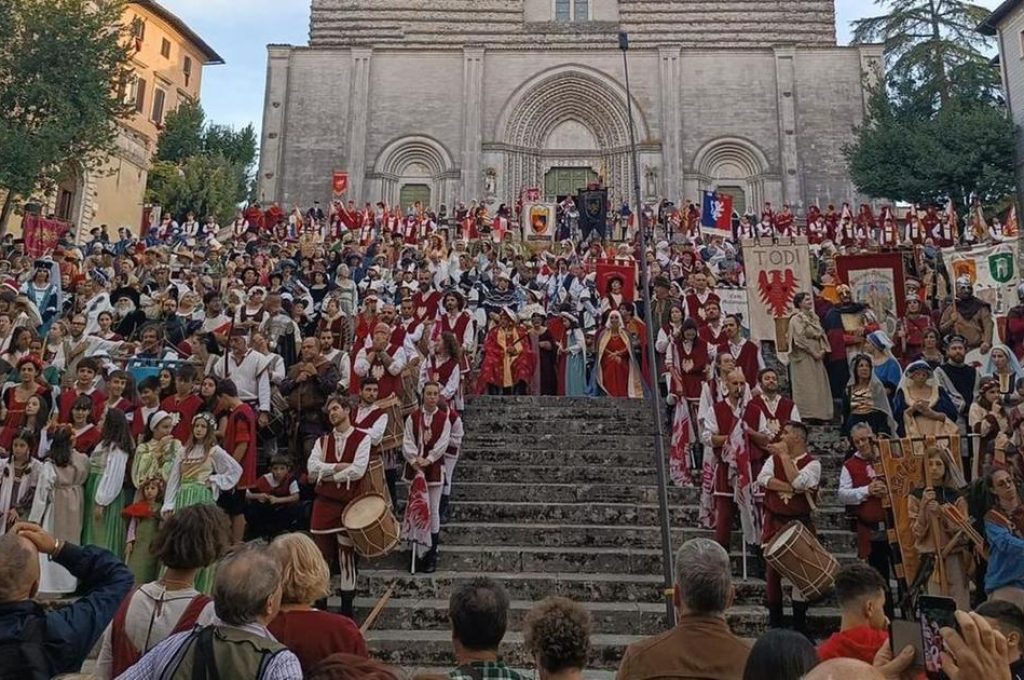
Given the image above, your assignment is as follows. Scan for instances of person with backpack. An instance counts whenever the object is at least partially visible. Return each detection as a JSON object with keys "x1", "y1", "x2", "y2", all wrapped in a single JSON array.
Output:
[
  {"x1": 0, "y1": 521, "x2": 133, "y2": 679},
  {"x1": 117, "y1": 541, "x2": 302, "y2": 679},
  {"x1": 94, "y1": 503, "x2": 233, "y2": 679}
]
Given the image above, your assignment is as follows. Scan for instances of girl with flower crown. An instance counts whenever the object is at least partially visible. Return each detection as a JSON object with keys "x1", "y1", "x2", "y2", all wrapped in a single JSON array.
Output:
[
  {"x1": 162, "y1": 412, "x2": 241, "y2": 591},
  {"x1": 131, "y1": 410, "x2": 180, "y2": 490}
]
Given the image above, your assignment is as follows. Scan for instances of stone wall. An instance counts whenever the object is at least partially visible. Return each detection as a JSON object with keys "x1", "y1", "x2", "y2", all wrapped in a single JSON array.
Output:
[{"x1": 308, "y1": 0, "x2": 837, "y2": 49}]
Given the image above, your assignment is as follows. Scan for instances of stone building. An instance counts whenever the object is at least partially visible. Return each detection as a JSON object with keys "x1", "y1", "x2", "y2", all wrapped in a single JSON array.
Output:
[
  {"x1": 979, "y1": 0, "x2": 1024, "y2": 213},
  {"x1": 258, "y1": 0, "x2": 882, "y2": 215},
  {"x1": 43, "y1": 0, "x2": 222, "y2": 237}
]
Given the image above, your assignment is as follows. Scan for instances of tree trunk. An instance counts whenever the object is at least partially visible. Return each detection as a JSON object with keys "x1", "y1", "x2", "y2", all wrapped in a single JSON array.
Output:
[
  {"x1": 929, "y1": 0, "x2": 949, "y2": 108},
  {"x1": 0, "y1": 191, "x2": 15, "y2": 238}
]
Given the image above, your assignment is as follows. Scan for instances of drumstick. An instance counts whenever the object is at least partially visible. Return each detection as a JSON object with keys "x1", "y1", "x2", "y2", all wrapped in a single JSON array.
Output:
[{"x1": 360, "y1": 579, "x2": 397, "y2": 634}]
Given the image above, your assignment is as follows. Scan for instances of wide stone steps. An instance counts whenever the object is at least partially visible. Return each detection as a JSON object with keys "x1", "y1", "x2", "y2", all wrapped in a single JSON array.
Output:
[
  {"x1": 355, "y1": 597, "x2": 841, "y2": 639},
  {"x1": 455, "y1": 463, "x2": 659, "y2": 485}
]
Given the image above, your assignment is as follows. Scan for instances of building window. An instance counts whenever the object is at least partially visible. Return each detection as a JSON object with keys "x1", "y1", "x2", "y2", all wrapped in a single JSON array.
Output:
[
  {"x1": 131, "y1": 17, "x2": 145, "y2": 41},
  {"x1": 134, "y1": 78, "x2": 147, "y2": 113},
  {"x1": 555, "y1": 0, "x2": 588, "y2": 22},
  {"x1": 161, "y1": 38, "x2": 171, "y2": 59},
  {"x1": 183, "y1": 55, "x2": 192, "y2": 87},
  {"x1": 151, "y1": 88, "x2": 166, "y2": 125}
]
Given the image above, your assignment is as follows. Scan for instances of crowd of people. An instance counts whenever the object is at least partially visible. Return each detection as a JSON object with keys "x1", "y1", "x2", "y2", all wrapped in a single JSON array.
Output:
[{"x1": 0, "y1": 193, "x2": 1020, "y2": 678}]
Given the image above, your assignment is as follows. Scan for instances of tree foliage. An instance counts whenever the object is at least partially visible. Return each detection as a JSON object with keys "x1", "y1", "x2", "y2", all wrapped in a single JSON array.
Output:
[
  {"x1": 0, "y1": 0, "x2": 134, "y2": 232},
  {"x1": 852, "y1": 0, "x2": 1001, "y2": 113},
  {"x1": 147, "y1": 100, "x2": 258, "y2": 225}
]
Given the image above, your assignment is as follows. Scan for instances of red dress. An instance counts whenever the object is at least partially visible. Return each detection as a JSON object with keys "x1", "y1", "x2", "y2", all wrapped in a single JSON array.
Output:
[
  {"x1": 478, "y1": 327, "x2": 535, "y2": 391},
  {"x1": 0, "y1": 383, "x2": 50, "y2": 449},
  {"x1": 600, "y1": 335, "x2": 631, "y2": 398}
]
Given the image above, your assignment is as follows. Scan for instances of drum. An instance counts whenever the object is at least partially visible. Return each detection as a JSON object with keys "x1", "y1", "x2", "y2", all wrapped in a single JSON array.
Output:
[
  {"x1": 365, "y1": 457, "x2": 390, "y2": 503},
  {"x1": 764, "y1": 521, "x2": 838, "y2": 602},
  {"x1": 400, "y1": 367, "x2": 419, "y2": 415},
  {"x1": 377, "y1": 395, "x2": 405, "y2": 453},
  {"x1": 342, "y1": 493, "x2": 400, "y2": 559}
]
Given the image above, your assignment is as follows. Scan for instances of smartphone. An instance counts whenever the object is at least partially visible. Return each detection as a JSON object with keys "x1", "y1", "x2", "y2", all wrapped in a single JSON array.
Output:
[
  {"x1": 918, "y1": 595, "x2": 958, "y2": 679},
  {"x1": 889, "y1": 619, "x2": 924, "y2": 670}
]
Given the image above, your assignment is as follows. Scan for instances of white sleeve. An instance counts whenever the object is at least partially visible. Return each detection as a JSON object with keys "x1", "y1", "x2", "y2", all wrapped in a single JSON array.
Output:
[
  {"x1": 270, "y1": 356, "x2": 286, "y2": 384},
  {"x1": 257, "y1": 368, "x2": 270, "y2": 412},
  {"x1": 388, "y1": 347, "x2": 408, "y2": 375},
  {"x1": 338, "y1": 358, "x2": 351, "y2": 392},
  {"x1": 334, "y1": 435, "x2": 370, "y2": 483},
  {"x1": 353, "y1": 349, "x2": 370, "y2": 378},
  {"x1": 461, "y1": 319, "x2": 476, "y2": 355},
  {"x1": 448, "y1": 416, "x2": 464, "y2": 450},
  {"x1": 209, "y1": 446, "x2": 243, "y2": 491},
  {"x1": 162, "y1": 454, "x2": 182, "y2": 514},
  {"x1": 403, "y1": 415, "x2": 418, "y2": 462},
  {"x1": 655, "y1": 328, "x2": 670, "y2": 354},
  {"x1": 790, "y1": 403, "x2": 801, "y2": 422},
  {"x1": 756, "y1": 455, "x2": 776, "y2": 489},
  {"x1": 307, "y1": 436, "x2": 333, "y2": 481},
  {"x1": 95, "y1": 623, "x2": 114, "y2": 680},
  {"x1": 367, "y1": 414, "x2": 387, "y2": 446},
  {"x1": 95, "y1": 448, "x2": 128, "y2": 507},
  {"x1": 426, "y1": 416, "x2": 452, "y2": 463},
  {"x1": 791, "y1": 459, "x2": 822, "y2": 492},
  {"x1": 28, "y1": 464, "x2": 55, "y2": 524},
  {"x1": 837, "y1": 465, "x2": 871, "y2": 506},
  {"x1": 441, "y1": 365, "x2": 460, "y2": 400},
  {"x1": 700, "y1": 407, "x2": 719, "y2": 447}
]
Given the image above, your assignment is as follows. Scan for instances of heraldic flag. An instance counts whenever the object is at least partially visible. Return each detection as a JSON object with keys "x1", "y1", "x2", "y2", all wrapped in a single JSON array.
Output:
[{"x1": 700, "y1": 190, "x2": 733, "y2": 235}]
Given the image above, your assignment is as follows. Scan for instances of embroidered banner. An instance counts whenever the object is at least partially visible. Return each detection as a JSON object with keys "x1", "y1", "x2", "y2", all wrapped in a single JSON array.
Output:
[
  {"x1": 942, "y1": 240, "x2": 1020, "y2": 313},
  {"x1": 23, "y1": 216, "x2": 70, "y2": 257},
  {"x1": 524, "y1": 203, "x2": 556, "y2": 242},
  {"x1": 742, "y1": 238, "x2": 812, "y2": 351}
]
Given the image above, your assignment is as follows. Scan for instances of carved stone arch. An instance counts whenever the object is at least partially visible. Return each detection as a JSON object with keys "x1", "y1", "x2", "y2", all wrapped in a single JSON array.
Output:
[
  {"x1": 371, "y1": 135, "x2": 458, "y2": 208},
  {"x1": 691, "y1": 137, "x2": 772, "y2": 213},
  {"x1": 494, "y1": 64, "x2": 652, "y2": 203}
]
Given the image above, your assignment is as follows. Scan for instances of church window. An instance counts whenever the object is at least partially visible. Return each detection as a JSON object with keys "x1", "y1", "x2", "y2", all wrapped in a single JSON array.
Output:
[{"x1": 554, "y1": 0, "x2": 588, "y2": 22}]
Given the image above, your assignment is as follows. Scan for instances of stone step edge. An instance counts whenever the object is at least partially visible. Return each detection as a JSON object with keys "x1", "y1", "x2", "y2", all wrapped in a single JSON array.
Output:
[
  {"x1": 439, "y1": 521, "x2": 858, "y2": 535},
  {"x1": 451, "y1": 500, "x2": 849, "y2": 513},
  {"x1": 371, "y1": 543, "x2": 859, "y2": 560}
]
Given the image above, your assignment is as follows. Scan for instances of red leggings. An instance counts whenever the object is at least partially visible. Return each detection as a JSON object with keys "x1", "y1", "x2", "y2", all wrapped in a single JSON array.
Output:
[{"x1": 714, "y1": 495, "x2": 735, "y2": 549}]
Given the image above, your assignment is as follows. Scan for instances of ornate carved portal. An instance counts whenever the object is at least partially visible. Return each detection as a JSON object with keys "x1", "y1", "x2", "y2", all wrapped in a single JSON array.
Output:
[{"x1": 494, "y1": 66, "x2": 655, "y2": 205}]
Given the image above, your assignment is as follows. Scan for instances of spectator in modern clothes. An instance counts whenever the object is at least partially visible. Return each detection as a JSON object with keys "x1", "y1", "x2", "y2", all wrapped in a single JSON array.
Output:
[
  {"x1": 267, "y1": 532, "x2": 368, "y2": 672},
  {"x1": 95, "y1": 503, "x2": 232, "y2": 678},
  {"x1": 616, "y1": 538, "x2": 750, "y2": 680},
  {"x1": 743, "y1": 629, "x2": 818, "y2": 680},
  {"x1": 817, "y1": 563, "x2": 890, "y2": 664},
  {"x1": 117, "y1": 542, "x2": 302, "y2": 679},
  {"x1": 447, "y1": 577, "x2": 526, "y2": 680},
  {"x1": 975, "y1": 600, "x2": 1024, "y2": 680},
  {"x1": 307, "y1": 653, "x2": 401, "y2": 680},
  {"x1": 0, "y1": 522, "x2": 132, "y2": 678},
  {"x1": 523, "y1": 596, "x2": 591, "y2": 680}
]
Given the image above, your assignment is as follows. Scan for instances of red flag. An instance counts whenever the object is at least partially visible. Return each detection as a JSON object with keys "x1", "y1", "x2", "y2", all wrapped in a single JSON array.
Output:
[
  {"x1": 332, "y1": 171, "x2": 349, "y2": 196},
  {"x1": 723, "y1": 425, "x2": 761, "y2": 545},
  {"x1": 1007, "y1": 205, "x2": 1019, "y2": 237},
  {"x1": 668, "y1": 401, "x2": 693, "y2": 487},
  {"x1": 401, "y1": 471, "x2": 432, "y2": 560},
  {"x1": 595, "y1": 260, "x2": 637, "y2": 302},
  {"x1": 24, "y1": 216, "x2": 68, "y2": 257}
]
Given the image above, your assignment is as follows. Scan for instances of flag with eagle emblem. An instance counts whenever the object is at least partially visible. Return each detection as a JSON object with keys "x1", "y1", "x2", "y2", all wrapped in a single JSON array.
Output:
[{"x1": 402, "y1": 471, "x2": 433, "y2": 563}]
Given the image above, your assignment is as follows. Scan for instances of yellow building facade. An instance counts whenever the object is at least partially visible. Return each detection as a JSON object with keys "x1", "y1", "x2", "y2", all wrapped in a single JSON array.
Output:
[{"x1": 49, "y1": 0, "x2": 222, "y2": 238}]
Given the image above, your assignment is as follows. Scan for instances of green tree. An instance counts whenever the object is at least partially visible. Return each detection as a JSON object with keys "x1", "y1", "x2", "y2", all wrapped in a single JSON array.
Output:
[
  {"x1": 852, "y1": 0, "x2": 1000, "y2": 113},
  {"x1": 150, "y1": 100, "x2": 257, "y2": 220},
  {"x1": 844, "y1": 86, "x2": 1015, "y2": 210},
  {"x1": 0, "y1": 0, "x2": 134, "y2": 233}
]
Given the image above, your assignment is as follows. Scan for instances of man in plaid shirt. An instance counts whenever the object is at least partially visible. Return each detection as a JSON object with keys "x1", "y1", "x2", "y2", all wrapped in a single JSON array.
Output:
[{"x1": 448, "y1": 577, "x2": 526, "y2": 680}]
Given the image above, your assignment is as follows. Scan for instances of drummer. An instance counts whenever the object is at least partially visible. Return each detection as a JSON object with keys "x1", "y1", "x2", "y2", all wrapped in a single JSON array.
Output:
[
  {"x1": 308, "y1": 395, "x2": 372, "y2": 619},
  {"x1": 350, "y1": 377, "x2": 393, "y2": 504},
  {"x1": 402, "y1": 381, "x2": 451, "y2": 573},
  {"x1": 354, "y1": 322, "x2": 408, "y2": 401},
  {"x1": 756, "y1": 420, "x2": 822, "y2": 635}
]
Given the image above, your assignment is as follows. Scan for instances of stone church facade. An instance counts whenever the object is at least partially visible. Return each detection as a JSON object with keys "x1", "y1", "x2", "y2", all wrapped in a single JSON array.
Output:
[{"x1": 258, "y1": 0, "x2": 882, "y2": 215}]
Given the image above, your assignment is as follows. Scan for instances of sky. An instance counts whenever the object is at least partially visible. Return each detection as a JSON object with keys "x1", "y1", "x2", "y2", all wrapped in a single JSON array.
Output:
[{"x1": 160, "y1": 0, "x2": 1004, "y2": 133}]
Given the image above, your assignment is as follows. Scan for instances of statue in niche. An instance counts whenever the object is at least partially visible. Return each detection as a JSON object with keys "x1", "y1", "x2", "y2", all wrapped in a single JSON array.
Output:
[
  {"x1": 643, "y1": 165, "x2": 658, "y2": 200},
  {"x1": 484, "y1": 168, "x2": 497, "y2": 199}
]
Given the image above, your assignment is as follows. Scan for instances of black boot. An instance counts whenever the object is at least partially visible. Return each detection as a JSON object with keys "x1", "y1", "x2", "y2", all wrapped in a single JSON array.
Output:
[
  {"x1": 793, "y1": 602, "x2": 809, "y2": 638},
  {"x1": 340, "y1": 590, "x2": 356, "y2": 620},
  {"x1": 440, "y1": 494, "x2": 451, "y2": 524},
  {"x1": 385, "y1": 469, "x2": 399, "y2": 512},
  {"x1": 768, "y1": 603, "x2": 784, "y2": 629},
  {"x1": 422, "y1": 532, "x2": 440, "y2": 573},
  {"x1": 748, "y1": 544, "x2": 766, "y2": 581}
]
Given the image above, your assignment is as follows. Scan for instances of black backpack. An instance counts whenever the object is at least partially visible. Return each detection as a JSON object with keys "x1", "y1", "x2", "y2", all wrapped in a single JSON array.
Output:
[{"x1": 0, "y1": 611, "x2": 50, "y2": 680}]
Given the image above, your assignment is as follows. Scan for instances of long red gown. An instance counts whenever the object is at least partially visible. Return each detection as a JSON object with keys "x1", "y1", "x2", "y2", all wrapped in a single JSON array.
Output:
[{"x1": 600, "y1": 335, "x2": 631, "y2": 398}]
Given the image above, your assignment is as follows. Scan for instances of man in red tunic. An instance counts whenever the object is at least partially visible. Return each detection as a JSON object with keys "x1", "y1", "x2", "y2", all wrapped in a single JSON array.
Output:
[
  {"x1": 701, "y1": 369, "x2": 754, "y2": 549},
  {"x1": 757, "y1": 421, "x2": 821, "y2": 633},
  {"x1": 744, "y1": 368, "x2": 800, "y2": 478},
  {"x1": 838, "y1": 422, "x2": 893, "y2": 612},
  {"x1": 683, "y1": 271, "x2": 720, "y2": 327},
  {"x1": 402, "y1": 382, "x2": 452, "y2": 572},
  {"x1": 215, "y1": 379, "x2": 258, "y2": 544},
  {"x1": 478, "y1": 309, "x2": 535, "y2": 395},
  {"x1": 717, "y1": 314, "x2": 764, "y2": 389},
  {"x1": 57, "y1": 357, "x2": 106, "y2": 424},
  {"x1": 698, "y1": 300, "x2": 728, "y2": 347},
  {"x1": 309, "y1": 396, "x2": 371, "y2": 617},
  {"x1": 350, "y1": 377, "x2": 392, "y2": 505}
]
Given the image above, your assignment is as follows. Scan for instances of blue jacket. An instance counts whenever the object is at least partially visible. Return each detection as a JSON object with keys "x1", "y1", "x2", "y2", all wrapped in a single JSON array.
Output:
[
  {"x1": 0, "y1": 542, "x2": 133, "y2": 677},
  {"x1": 985, "y1": 520, "x2": 1024, "y2": 594}
]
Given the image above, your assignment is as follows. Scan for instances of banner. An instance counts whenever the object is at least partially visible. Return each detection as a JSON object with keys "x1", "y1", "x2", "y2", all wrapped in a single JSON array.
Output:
[
  {"x1": 24, "y1": 216, "x2": 69, "y2": 257},
  {"x1": 331, "y1": 171, "x2": 349, "y2": 196},
  {"x1": 700, "y1": 190, "x2": 734, "y2": 237},
  {"x1": 943, "y1": 240, "x2": 1021, "y2": 313},
  {"x1": 521, "y1": 187, "x2": 541, "y2": 205},
  {"x1": 717, "y1": 286, "x2": 751, "y2": 336},
  {"x1": 742, "y1": 238, "x2": 812, "y2": 352},
  {"x1": 836, "y1": 252, "x2": 907, "y2": 338},
  {"x1": 524, "y1": 203, "x2": 556, "y2": 242},
  {"x1": 577, "y1": 189, "x2": 608, "y2": 239},
  {"x1": 595, "y1": 260, "x2": 636, "y2": 302}
]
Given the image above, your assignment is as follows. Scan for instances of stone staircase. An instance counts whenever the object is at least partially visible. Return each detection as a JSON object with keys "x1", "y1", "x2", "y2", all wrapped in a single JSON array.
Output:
[{"x1": 351, "y1": 394, "x2": 857, "y2": 672}]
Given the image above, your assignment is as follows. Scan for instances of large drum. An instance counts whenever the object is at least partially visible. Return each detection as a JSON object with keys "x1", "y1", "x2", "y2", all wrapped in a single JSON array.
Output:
[
  {"x1": 377, "y1": 395, "x2": 405, "y2": 453},
  {"x1": 365, "y1": 457, "x2": 390, "y2": 504},
  {"x1": 342, "y1": 493, "x2": 401, "y2": 559},
  {"x1": 400, "y1": 366, "x2": 419, "y2": 415},
  {"x1": 764, "y1": 521, "x2": 838, "y2": 602}
]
